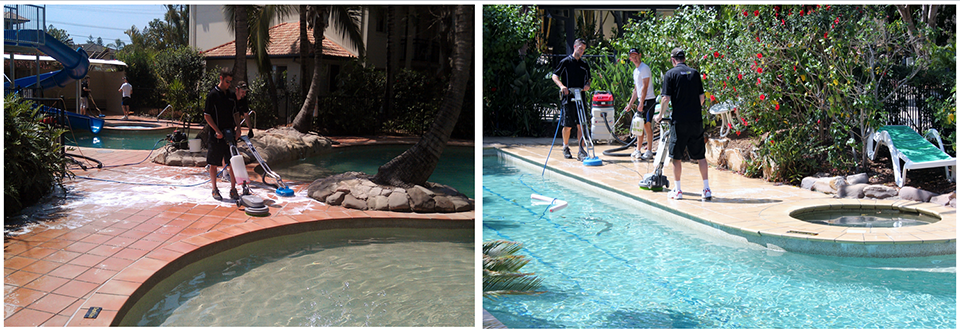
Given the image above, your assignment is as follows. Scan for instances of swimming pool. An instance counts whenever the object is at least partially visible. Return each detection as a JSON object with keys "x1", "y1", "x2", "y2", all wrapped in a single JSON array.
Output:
[
  {"x1": 120, "y1": 227, "x2": 474, "y2": 327},
  {"x1": 66, "y1": 129, "x2": 172, "y2": 150},
  {"x1": 482, "y1": 152, "x2": 955, "y2": 329},
  {"x1": 270, "y1": 145, "x2": 474, "y2": 198}
]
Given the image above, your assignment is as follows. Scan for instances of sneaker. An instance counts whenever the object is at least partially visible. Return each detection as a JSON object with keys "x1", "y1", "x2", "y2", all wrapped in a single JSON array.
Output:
[
  {"x1": 642, "y1": 150, "x2": 653, "y2": 160},
  {"x1": 230, "y1": 188, "x2": 241, "y2": 200},
  {"x1": 631, "y1": 150, "x2": 642, "y2": 159},
  {"x1": 668, "y1": 189, "x2": 683, "y2": 200},
  {"x1": 577, "y1": 148, "x2": 588, "y2": 161},
  {"x1": 212, "y1": 189, "x2": 223, "y2": 201},
  {"x1": 702, "y1": 188, "x2": 712, "y2": 201},
  {"x1": 563, "y1": 146, "x2": 573, "y2": 159},
  {"x1": 121, "y1": 115, "x2": 128, "y2": 120}
]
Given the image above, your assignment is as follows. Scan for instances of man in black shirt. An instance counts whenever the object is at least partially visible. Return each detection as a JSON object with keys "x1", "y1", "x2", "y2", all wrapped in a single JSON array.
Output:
[
  {"x1": 79, "y1": 77, "x2": 91, "y2": 116},
  {"x1": 551, "y1": 38, "x2": 592, "y2": 160},
  {"x1": 655, "y1": 48, "x2": 711, "y2": 201},
  {"x1": 204, "y1": 67, "x2": 243, "y2": 201}
]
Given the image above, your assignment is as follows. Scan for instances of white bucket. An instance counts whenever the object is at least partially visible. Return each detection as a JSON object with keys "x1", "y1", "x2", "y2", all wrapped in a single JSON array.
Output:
[
  {"x1": 188, "y1": 138, "x2": 202, "y2": 152},
  {"x1": 230, "y1": 154, "x2": 249, "y2": 184}
]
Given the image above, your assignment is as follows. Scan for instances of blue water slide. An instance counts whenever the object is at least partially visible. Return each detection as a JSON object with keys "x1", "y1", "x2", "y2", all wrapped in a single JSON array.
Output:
[{"x1": 4, "y1": 29, "x2": 90, "y2": 90}]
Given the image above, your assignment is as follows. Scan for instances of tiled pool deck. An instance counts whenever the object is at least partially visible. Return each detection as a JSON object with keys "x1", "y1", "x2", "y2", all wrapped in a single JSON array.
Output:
[
  {"x1": 4, "y1": 137, "x2": 474, "y2": 327},
  {"x1": 486, "y1": 137, "x2": 955, "y2": 258}
]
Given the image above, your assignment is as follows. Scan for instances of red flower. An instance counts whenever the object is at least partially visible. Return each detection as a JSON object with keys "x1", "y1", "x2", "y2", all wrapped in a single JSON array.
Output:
[
  {"x1": 757, "y1": 53, "x2": 763, "y2": 59},
  {"x1": 727, "y1": 122, "x2": 732, "y2": 129},
  {"x1": 754, "y1": 10, "x2": 759, "y2": 17},
  {"x1": 757, "y1": 78, "x2": 762, "y2": 86},
  {"x1": 491, "y1": 87, "x2": 497, "y2": 92},
  {"x1": 756, "y1": 36, "x2": 761, "y2": 43},
  {"x1": 775, "y1": 104, "x2": 780, "y2": 111},
  {"x1": 710, "y1": 95, "x2": 717, "y2": 103},
  {"x1": 714, "y1": 51, "x2": 720, "y2": 58},
  {"x1": 736, "y1": 130, "x2": 741, "y2": 136},
  {"x1": 743, "y1": 10, "x2": 748, "y2": 16},
  {"x1": 759, "y1": 94, "x2": 765, "y2": 101},
  {"x1": 824, "y1": 32, "x2": 829, "y2": 39},
  {"x1": 793, "y1": 65, "x2": 797, "y2": 71},
  {"x1": 757, "y1": 67, "x2": 763, "y2": 74},
  {"x1": 781, "y1": 19, "x2": 786, "y2": 26},
  {"x1": 738, "y1": 73, "x2": 743, "y2": 80},
  {"x1": 703, "y1": 73, "x2": 707, "y2": 80}
]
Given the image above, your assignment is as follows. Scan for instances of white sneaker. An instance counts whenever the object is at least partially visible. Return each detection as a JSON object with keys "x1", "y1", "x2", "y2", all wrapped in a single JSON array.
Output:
[
  {"x1": 121, "y1": 116, "x2": 128, "y2": 120},
  {"x1": 668, "y1": 189, "x2": 682, "y2": 200},
  {"x1": 641, "y1": 150, "x2": 653, "y2": 160},
  {"x1": 702, "y1": 188, "x2": 712, "y2": 201},
  {"x1": 630, "y1": 150, "x2": 642, "y2": 159}
]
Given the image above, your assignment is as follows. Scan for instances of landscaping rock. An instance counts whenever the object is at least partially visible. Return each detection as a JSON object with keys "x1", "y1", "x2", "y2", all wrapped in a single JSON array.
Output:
[
  {"x1": 845, "y1": 173, "x2": 869, "y2": 185},
  {"x1": 154, "y1": 127, "x2": 333, "y2": 167},
  {"x1": 812, "y1": 177, "x2": 845, "y2": 195},
  {"x1": 930, "y1": 192, "x2": 956, "y2": 206},
  {"x1": 836, "y1": 183, "x2": 867, "y2": 199},
  {"x1": 387, "y1": 191, "x2": 412, "y2": 212},
  {"x1": 898, "y1": 186, "x2": 936, "y2": 202},
  {"x1": 723, "y1": 148, "x2": 747, "y2": 173},
  {"x1": 342, "y1": 193, "x2": 367, "y2": 210},
  {"x1": 705, "y1": 138, "x2": 728, "y2": 166},
  {"x1": 800, "y1": 177, "x2": 818, "y2": 190},
  {"x1": 325, "y1": 191, "x2": 345, "y2": 205},
  {"x1": 863, "y1": 185, "x2": 899, "y2": 199}
]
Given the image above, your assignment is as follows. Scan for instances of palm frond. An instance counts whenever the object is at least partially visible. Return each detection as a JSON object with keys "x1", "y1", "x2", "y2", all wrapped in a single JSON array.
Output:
[
  {"x1": 483, "y1": 254, "x2": 531, "y2": 272},
  {"x1": 483, "y1": 239, "x2": 524, "y2": 257}
]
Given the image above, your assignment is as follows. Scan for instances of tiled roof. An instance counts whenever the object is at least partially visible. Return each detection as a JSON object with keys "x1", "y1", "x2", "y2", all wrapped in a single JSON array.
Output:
[{"x1": 203, "y1": 21, "x2": 355, "y2": 58}]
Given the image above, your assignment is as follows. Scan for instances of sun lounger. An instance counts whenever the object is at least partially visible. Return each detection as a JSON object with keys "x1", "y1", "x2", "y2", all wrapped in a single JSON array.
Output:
[{"x1": 866, "y1": 125, "x2": 956, "y2": 187}]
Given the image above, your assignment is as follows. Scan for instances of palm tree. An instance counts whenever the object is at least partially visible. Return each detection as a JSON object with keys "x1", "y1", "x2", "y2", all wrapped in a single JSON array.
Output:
[
  {"x1": 224, "y1": 5, "x2": 249, "y2": 83},
  {"x1": 483, "y1": 240, "x2": 544, "y2": 299},
  {"x1": 371, "y1": 5, "x2": 473, "y2": 187},
  {"x1": 292, "y1": 5, "x2": 365, "y2": 133}
]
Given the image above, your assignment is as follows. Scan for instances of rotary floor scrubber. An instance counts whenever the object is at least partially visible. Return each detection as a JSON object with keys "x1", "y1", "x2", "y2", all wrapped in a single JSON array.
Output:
[
  {"x1": 638, "y1": 98, "x2": 673, "y2": 191},
  {"x1": 222, "y1": 129, "x2": 294, "y2": 216},
  {"x1": 570, "y1": 88, "x2": 602, "y2": 166}
]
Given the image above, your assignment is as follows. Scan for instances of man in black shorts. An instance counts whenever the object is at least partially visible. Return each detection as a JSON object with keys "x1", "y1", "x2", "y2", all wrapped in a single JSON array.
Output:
[
  {"x1": 655, "y1": 48, "x2": 711, "y2": 201},
  {"x1": 204, "y1": 67, "x2": 243, "y2": 201},
  {"x1": 551, "y1": 38, "x2": 592, "y2": 161}
]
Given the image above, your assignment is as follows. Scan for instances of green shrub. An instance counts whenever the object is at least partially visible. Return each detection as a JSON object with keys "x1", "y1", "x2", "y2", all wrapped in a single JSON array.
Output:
[{"x1": 4, "y1": 97, "x2": 72, "y2": 216}]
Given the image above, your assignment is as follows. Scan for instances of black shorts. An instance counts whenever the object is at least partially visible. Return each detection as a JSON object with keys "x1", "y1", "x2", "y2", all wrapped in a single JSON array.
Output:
[
  {"x1": 640, "y1": 99, "x2": 656, "y2": 122},
  {"x1": 668, "y1": 122, "x2": 706, "y2": 160},
  {"x1": 122, "y1": 97, "x2": 131, "y2": 106},
  {"x1": 206, "y1": 136, "x2": 232, "y2": 167},
  {"x1": 560, "y1": 91, "x2": 585, "y2": 127}
]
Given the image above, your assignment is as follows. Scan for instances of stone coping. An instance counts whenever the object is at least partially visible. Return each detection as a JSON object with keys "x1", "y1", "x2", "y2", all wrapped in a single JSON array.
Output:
[{"x1": 488, "y1": 144, "x2": 955, "y2": 258}]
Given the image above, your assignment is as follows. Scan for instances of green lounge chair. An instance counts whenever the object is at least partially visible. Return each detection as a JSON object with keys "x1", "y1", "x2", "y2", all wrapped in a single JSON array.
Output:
[{"x1": 866, "y1": 125, "x2": 956, "y2": 187}]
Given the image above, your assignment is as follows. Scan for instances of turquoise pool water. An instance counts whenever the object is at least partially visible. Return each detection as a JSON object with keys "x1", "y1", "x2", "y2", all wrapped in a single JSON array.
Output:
[
  {"x1": 482, "y1": 153, "x2": 955, "y2": 329},
  {"x1": 121, "y1": 228, "x2": 474, "y2": 327},
  {"x1": 271, "y1": 145, "x2": 474, "y2": 198},
  {"x1": 66, "y1": 129, "x2": 171, "y2": 150}
]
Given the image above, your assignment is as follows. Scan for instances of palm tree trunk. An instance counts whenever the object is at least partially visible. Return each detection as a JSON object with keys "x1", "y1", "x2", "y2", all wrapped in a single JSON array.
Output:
[
  {"x1": 372, "y1": 5, "x2": 473, "y2": 187},
  {"x1": 299, "y1": 6, "x2": 309, "y2": 98},
  {"x1": 383, "y1": 6, "x2": 399, "y2": 121},
  {"x1": 234, "y1": 6, "x2": 248, "y2": 82},
  {"x1": 292, "y1": 6, "x2": 329, "y2": 133}
]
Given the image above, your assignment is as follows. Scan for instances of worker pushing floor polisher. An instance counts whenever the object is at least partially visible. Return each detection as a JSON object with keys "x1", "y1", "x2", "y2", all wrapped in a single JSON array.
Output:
[
  {"x1": 638, "y1": 97, "x2": 672, "y2": 191},
  {"x1": 570, "y1": 87, "x2": 602, "y2": 166}
]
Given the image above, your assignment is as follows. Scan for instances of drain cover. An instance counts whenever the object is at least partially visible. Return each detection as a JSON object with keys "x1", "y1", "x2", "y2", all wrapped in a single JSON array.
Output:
[{"x1": 84, "y1": 307, "x2": 102, "y2": 319}]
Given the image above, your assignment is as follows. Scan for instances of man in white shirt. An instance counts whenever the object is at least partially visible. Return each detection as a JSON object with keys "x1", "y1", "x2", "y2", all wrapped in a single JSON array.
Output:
[
  {"x1": 118, "y1": 77, "x2": 133, "y2": 120},
  {"x1": 623, "y1": 48, "x2": 655, "y2": 160}
]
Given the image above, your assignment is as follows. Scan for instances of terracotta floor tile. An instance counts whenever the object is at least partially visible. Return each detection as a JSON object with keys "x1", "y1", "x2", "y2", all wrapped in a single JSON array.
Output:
[
  {"x1": 63, "y1": 242, "x2": 98, "y2": 255},
  {"x1": 37, "y1": 239, "x2": 72, "y2": 251},
  {"x1": 112, "y1": 267, "x2": 154, "y2": 284},
  {"x1": 162, "y1": 241, "x2": 199, "y2": 254},
  {"x1": 26, "y1": 293, "x2": 78, "y2": 316},
  {"x1": 23, "y1": 260, "x2": 67, "y2": 276},
  {"x1": 67, "y1": 308, "x2": 116, "y2": 327},
  {"x1": 23, "y1": 275, "x2": 71, "y2": 293},
  {"x1": 78, "y1": 233, "x2": 113, "y2": 245},
  {"x1": 74, "y1": 267, "x2": 116, "y2": 285},
  {"x1": 39, "y1": 313, "x2": 70, "y2": 327},
  {"x1": 47, "y1": 264, "x2": 89, "y2": 280},
  {"x1": 5, "y1": 270, "x2": 42, "y2": 288},
  {"x1": 94, "y1": 256, "x2": 134, "y2": 272},
  {"x1": 21, "y1": 247, "x2": 57, "y2": 261},
  {"x1": 68, "y1": 253, "x2": 109, "y2": 268},
  {"x1": 39, "y1": 250, "x2": 82, "y2": 264},
  {"x1": 98, "y1": 279, "x2": 141, "y2": 297},
  {"x1": 88, "y1": 244, "x2": 124, "y2": 258},
  {"x1": 4, "y1": 307, "x2": 56, "y2": 327},
  {"x1": 52, "y1": 279, "x2": 100, "y2": 299},
  {"x1": 84, "y1": 293, "x2": 128, "y2": 311},
  {"x1": 112, "y1": 247, "x2": 148, "y2": 261},
  {"x1": 4, "y1": 256, "x2": 38, "y2": 270},
  {"x1": 117, "y1": 229, "x2": 151, "y2": 241}
]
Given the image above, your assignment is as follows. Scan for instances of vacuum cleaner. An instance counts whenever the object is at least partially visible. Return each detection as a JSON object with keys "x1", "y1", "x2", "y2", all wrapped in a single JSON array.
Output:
[
  {"x1": 569, "y1": 87, "x2": 602, "y2": 166},
  {"x1": 638, "y1": 98, "x2": 673, "y2": 191}
]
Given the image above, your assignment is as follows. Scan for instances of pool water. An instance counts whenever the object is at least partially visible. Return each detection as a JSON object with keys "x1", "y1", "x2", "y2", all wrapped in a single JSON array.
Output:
[
  {"x1": 482, "y1": 154, "x2": 955, "y2": 329},
  {"x1": 795, "y1": 209, "x2": 940, "y2": 228},
  {"x1": 66, "y1": 129, "x2": 172, "y2": 150},
  {"x1": 121, "y1": 228, "x2": 474, "y2": 327},
  {"x1": 271, "y1": 145, "x2": 474, "y2": 198}
]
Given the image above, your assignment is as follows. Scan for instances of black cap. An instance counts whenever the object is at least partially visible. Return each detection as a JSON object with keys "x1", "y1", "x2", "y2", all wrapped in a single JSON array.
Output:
[
  {"x1": 671, "y1": 48, "x2": 686, "y2": 59},
  {"x1": 629, "y1": 48, "x2": 639, "y2": 55}
]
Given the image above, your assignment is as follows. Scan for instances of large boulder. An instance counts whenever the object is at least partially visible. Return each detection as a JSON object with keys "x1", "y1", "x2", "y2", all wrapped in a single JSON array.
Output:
[
  {"x1": 930, "y1": 192, "x2": 956, "y2": 206},
  {"x1": 898, "y1": 186, "x2": 936, "y2": 202},
  {"x1": 305, "y1": 172, "x2": 474, "y2": 213},
  {"x1": 863, "y1": 185, "x2": 899, "y2": 199}
]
